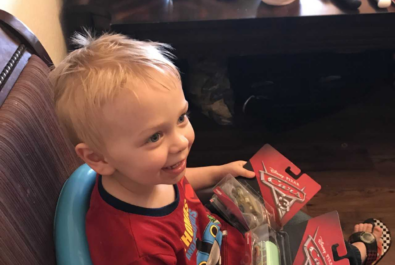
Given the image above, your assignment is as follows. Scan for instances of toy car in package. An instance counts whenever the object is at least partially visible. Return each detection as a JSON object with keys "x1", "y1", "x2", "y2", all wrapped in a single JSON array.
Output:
[
  {"x1": 209, "y1": 144, "x2": 352, "y2": 265},
  {"x1": 210, "y1": 176, "x2": 291, "y2": 265}
]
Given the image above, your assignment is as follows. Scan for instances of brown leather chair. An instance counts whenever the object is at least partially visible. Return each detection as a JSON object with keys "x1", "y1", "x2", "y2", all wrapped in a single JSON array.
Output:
[{"x1": 0, "y1": 10, "x2": 81, "y2": 265}]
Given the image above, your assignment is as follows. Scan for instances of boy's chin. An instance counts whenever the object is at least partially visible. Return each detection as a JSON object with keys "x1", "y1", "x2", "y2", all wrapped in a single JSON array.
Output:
[{"x1": 162, "y1": 170, "x2": 185, "y2": 185}]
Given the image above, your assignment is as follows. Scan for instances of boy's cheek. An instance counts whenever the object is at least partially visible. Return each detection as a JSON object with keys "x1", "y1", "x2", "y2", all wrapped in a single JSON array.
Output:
[{"x1": 136, "y1": 150, "x2": 168, "y2": 169}]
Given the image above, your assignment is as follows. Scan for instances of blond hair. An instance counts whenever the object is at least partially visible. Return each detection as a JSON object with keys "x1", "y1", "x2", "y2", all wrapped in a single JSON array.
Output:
[{"x1": 49, "y1": 32, "x2": 180, "y2": 150}]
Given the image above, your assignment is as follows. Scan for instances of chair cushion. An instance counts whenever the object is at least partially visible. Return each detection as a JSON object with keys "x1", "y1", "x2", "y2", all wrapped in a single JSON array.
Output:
[{"x1": 0, "y1": 55, "x2": 81, "y2": 265}]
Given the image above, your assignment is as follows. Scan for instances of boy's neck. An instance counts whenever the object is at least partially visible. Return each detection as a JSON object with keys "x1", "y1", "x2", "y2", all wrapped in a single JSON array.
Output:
[
  {"x1": 102, "y1": 173, "x2": 176, "y2": 209},
  {"x1": 106, "y1": 173, "x2": 157, "y2": 195}
]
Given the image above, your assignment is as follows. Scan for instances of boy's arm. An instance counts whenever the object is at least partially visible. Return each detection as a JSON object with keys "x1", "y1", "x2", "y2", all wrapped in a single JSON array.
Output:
[{"x1": 185, "y1": 161, "x2": 255, "y2": 191}]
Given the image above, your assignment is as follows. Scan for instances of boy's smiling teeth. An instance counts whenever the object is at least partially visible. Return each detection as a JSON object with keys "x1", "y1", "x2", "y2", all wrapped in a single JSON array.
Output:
[
  {"x1": 162, "y1": 159, "x2": 186, "y2": 175},
  {"x1": 165, "y1": 161, "x2": 182, "y2": 169}
]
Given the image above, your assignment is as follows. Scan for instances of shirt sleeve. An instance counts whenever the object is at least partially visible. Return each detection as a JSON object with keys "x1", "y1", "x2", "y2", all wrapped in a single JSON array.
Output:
[{"x1": 129, "y1": 254, "x2": 177, "y2": 265}]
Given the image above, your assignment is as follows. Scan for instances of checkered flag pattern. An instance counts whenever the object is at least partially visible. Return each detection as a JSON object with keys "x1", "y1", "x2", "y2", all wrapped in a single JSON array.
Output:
[{"x1": 373, "y1": 218, "x2": 391, "y2": 257}]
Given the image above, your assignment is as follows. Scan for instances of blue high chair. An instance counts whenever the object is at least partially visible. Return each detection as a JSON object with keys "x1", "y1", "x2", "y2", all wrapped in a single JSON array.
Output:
[{"x1": 54, "y1": 164, "x2": 96, "y2": 265}]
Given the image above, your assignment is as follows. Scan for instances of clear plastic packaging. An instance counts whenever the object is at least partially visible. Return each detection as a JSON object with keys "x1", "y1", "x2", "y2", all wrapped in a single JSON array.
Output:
[
  {"x1": 211, "y1": 175, "x2": 273, "y2": 232},
  {"x1": 210, "y1": 175, "x2": 291, "y2": 265}
]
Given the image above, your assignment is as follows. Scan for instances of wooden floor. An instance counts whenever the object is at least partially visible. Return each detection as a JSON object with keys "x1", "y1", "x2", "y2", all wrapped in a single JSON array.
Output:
[{"x1": 187, "y1": 84, "x2": 395, "y2": 264}]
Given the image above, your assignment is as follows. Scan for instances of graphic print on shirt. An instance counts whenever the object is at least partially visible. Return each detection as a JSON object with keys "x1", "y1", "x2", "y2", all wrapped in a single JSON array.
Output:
[
  {"x1": 181, "y1": 199, "x2": 199, "y2": 260},
  {"x1": 196, "y1": 221, "x2": 223, "y2": 265}
]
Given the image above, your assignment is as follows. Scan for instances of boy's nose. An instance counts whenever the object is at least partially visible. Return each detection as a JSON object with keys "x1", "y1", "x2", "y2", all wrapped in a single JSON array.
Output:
[{"x1": 169, "y1": 133, "x2": 189, "y2": 154}]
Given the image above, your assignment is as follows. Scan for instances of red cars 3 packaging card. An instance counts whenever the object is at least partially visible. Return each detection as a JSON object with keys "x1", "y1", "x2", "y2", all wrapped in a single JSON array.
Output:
[
  {"x1": 238, "y1": 144, "x2": 321, "y2": 228},
  {"x1": 284, "y1": 211, "x2": 350, "y2": 265}
]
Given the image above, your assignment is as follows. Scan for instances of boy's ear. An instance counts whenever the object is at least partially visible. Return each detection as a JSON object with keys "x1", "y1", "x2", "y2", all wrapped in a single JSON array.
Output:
[{"x1": 75, "y1": 143, "x2": 115, "y2": 176}]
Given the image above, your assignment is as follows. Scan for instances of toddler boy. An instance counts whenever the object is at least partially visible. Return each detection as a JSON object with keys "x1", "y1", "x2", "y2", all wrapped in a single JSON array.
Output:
[{"x1": 50, "y1": 32, "x2": 254, "y2": 265}]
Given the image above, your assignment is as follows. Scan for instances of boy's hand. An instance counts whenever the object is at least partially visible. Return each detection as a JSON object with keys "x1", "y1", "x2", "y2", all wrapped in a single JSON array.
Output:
[
  {"x1": 186, "y1": 161, "x2": 255, "y2": 191},
  {"x1": 221, "y1": 161, "x2": 256, "y2": 179}
]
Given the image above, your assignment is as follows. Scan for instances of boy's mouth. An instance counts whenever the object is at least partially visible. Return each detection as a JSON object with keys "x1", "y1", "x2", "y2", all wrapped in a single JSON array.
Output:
[
  {"x1": 162, "y1": 159, "x2": 186, "y2": 175},
  {"x1": 164, "y1": 161, "x2": 182, "y2": 169}
]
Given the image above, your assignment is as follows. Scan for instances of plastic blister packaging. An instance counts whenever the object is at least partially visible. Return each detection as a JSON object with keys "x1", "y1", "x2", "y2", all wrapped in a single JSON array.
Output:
[
  {"x1": 249, "y1": 226, "x2": 292, "y2": 265},
  {"x1": 210, "y1": 175, "x2": 291, "y2": 265},
  {"x1": 211, "y1": 175, "x2": 274, "y2": 232}
]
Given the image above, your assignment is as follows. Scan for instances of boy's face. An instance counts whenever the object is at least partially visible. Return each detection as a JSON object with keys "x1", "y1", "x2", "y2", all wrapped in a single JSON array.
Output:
[{"x1": 100, "y1": 76, "x2": 194, "y2": 186}]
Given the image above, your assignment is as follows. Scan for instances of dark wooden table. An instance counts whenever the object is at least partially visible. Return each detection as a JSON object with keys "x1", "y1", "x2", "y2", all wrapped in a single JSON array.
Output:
[{"x1": 108, "y1": 0, "x2": 395, "y2": 57}]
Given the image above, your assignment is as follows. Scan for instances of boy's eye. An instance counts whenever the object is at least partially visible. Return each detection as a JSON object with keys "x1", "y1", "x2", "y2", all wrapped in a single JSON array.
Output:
[
  {"x1": 178, "y1": 112, "x2": 189, "y2": 124},
  {"x1": 148, "y1": 133, "x2": 162, "y2": 143}
]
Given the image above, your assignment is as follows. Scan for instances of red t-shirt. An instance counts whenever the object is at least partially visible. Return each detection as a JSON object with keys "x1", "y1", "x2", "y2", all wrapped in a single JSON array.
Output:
[{"x1": 86, "y1": 176, "x2": 248, "y2": 265}]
